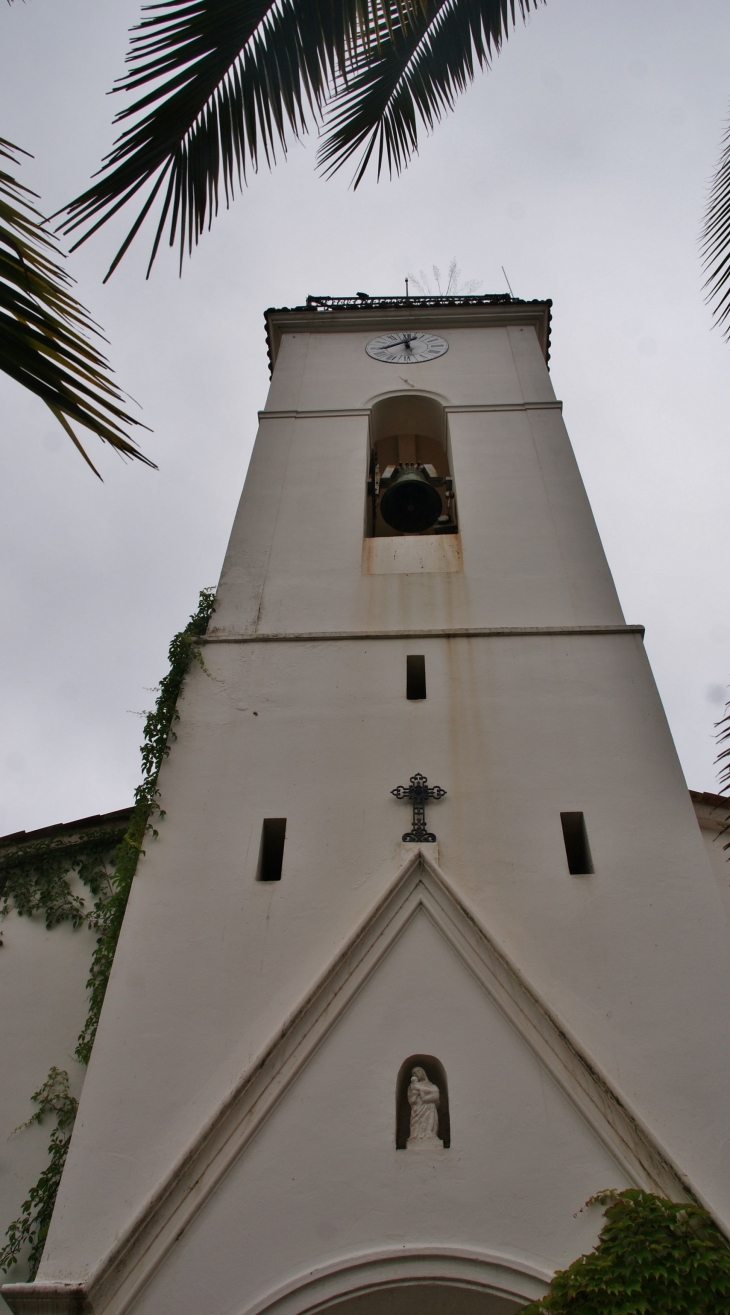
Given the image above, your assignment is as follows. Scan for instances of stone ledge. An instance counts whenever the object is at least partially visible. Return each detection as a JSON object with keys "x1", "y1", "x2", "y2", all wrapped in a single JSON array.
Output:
[{"x1": 1, "y1": 1283, "x2": 89, "y2": 1315}]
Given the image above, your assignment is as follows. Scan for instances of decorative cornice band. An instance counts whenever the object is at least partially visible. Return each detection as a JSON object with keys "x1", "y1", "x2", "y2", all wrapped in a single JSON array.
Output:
[
  {"x1": 201, "y1": 625, "x2": 645, "y2": 645},
  {"x1": 258, "y1": 408, "x2": 369, "y2": 420},
  {"x1": 446, "y1": 401, "x2": 562, "y2": 413},
  {"x1": 264, "y1": 302, "x2": 552, "y2": 373},
  {"x1": 0, "y1": 1284, "x2": 86, "y2": 1315},
  {"x1": 257, "y1": 401, "x2": 562, "y2": 420}
]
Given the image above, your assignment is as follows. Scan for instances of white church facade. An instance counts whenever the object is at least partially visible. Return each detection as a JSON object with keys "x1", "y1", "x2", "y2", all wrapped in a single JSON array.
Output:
[{"x1": 2, "y1": 293, "x2": 730, "y2": 1314}]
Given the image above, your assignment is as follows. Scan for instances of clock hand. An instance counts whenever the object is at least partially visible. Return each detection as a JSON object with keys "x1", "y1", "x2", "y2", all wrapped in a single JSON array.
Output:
[{"x1": 385, "y1": 336, "x2": 415, "y2": 350}]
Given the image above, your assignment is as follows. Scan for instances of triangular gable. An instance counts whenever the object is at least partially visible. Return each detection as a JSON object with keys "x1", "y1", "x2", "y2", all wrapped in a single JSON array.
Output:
[{"x1": 3, "y1": 849, "x2": 718, "y2": 1315}]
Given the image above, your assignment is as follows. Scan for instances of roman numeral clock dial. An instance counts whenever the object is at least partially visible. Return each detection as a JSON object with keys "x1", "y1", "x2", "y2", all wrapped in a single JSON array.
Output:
[{"x1": 365, "y1": 331, "x2": 449, "y2": 364}]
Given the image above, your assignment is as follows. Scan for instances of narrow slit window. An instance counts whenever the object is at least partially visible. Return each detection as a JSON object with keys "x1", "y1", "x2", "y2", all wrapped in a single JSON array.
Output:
[
  {"x1": 407, "y1": 655, "x2": 427, "y2": 701},
  {"x1": 560, "y1": 812, "x2": 594, "y2": 875},
  {"x1": 257, "y1": 818, "x2": 286, "y2": 882}
]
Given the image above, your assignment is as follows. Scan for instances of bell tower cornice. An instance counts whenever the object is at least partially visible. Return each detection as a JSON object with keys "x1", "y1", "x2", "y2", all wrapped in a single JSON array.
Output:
[{"x1": 264, "y1": 295, "x2": 552, "y2": 374}]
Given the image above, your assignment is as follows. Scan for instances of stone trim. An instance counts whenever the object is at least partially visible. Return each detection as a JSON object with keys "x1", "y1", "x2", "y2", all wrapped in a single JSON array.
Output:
[
  {"x1": 264, "y1": 302, "x2": 552, "y2": 371},
  {"x1": 202, "y1": 626, "x2": 646, "y2": 644},
  {"x1": 1, "y1": 1285, "x2": 87, "y2": 1315},
  {"x1": 237, "y1": 1246, "x2": 550, "y2": 1315},
  {"x1": 257, "y1": 402, "x2": 563, "y2": 419}
]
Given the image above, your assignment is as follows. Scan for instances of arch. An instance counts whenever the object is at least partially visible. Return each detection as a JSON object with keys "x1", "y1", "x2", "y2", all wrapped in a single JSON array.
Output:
[
  {"x1": 364, "y1": 386, "x2": 452, "y2": 410},
  {"x1": 395, "y1": 1054, "x2": 450, "y2": 1149},
  {"x1": 240, "y1": 1248, "x2": 549, "y2": 1315},
  {"x1": 306, "y1": 1279, "x2": 520, "y2": 1315},
  {"x1": 370, "y1": 394, "x2": 447, "y2": 449}
]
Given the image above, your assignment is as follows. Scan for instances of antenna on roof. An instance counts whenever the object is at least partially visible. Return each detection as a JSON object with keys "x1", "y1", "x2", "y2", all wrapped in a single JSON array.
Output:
[
  {"x1": 501, "y1": 266, "x2": 515, "y2": 298},
  {"x1": 405, "y1": 277, "x2": 409, "y2": 299}
]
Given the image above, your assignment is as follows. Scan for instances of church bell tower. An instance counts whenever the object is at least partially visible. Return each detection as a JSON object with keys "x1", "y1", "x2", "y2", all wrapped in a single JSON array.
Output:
[{"x1": 6, "y1": 294, "x2": 730, "y2": 1315}]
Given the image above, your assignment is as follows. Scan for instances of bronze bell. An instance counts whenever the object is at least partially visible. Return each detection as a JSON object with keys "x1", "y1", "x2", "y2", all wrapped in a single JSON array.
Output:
[{"x1": 380, "y1": 466, "x2": 443, "y2": 533}]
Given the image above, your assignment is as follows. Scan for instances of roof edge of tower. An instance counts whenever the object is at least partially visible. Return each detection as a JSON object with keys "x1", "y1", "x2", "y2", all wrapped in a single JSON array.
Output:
[{"x1": 264, "y1": 295, "x2": 552, "y2": 376}]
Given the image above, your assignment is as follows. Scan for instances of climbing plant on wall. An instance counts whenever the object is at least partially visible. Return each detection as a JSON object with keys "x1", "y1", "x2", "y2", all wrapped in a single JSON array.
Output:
[
  {"x1": 76, "y1": 585, "x2": 216, "y2": 1064},
  {"x1": 0, "y1": 1070, "x2": 78, "y2": 1281},
  {"x1": 0, "y1": 825, "x2": 125, "y2": 945},
  {"x1": 522, "y1": 1188, "x2": 730, "y2": 1315},
  {"x1": 0, "y1": 587, "x2": 215, "y2": 1280}
]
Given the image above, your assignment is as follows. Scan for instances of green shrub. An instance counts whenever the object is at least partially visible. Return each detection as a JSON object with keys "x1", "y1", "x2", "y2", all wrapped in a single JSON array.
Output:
[{"x1": 523, "y1": 1189, "x2": 730, "y2": 1315}]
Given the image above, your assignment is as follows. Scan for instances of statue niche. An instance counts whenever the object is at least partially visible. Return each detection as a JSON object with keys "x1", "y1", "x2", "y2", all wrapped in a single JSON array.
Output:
[{"x1": 395, "y1": 1054, "x2": 450, "y2": 1150}]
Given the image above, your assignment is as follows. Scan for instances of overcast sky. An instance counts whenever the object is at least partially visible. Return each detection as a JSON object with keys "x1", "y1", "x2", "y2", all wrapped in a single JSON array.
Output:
[{"x1": 1, "y1": 0, "x2": 730, "y2": 835}]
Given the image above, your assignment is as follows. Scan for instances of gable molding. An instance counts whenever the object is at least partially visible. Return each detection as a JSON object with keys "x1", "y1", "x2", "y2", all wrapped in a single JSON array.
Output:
[{"x1": 3, "y1": 850, "x2": 721, "y2": 1315}]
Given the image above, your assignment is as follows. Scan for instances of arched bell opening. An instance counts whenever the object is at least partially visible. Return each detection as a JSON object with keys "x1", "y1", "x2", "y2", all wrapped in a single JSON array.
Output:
[{"x1": 366, "y1": 395, "x2": 457, "y2": 539}]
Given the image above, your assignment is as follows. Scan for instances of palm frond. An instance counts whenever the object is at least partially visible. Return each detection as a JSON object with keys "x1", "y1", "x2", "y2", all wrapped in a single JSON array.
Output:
[
  {"x1": 318, "y1": 0, "x2": 539, "y2": 186},
  {"x1": 56, "y1": 0, "x2": 389, "y2": 278},
  {"x1": 0, "y1": 139, "x2": 153, "y2": 473},
  {"x1": 56, "y1": 0, "x2": 535, "y2": 274},
  {"x1": 716, "y1": 697, "x2": 730, "y2": 792},
  {"x1": 701, "y1": 111, "x2": 730, "y2": 339}
]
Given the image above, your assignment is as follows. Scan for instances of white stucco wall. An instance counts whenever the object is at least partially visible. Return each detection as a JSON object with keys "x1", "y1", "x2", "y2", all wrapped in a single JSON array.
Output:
[
  {"x1": 4, "y1": 303, "x2": 729, "y2": 1315},
  {"x1": 692, "y1": 792, "x2": 730, "y2": 921},
  {"x1": 2, "y1": 786, "x2": 725, "y2": 1310},
  {"x1": 128, "y1": 909, "x2": 631, "y2": 1315},
  {"x1": 0, "y1": 875, "x2": 93, "y2": 1300},
  {"x1": 213, "y1": 323, "x2": 623, "y2": 637},
  {"x1": 38, "y1": 626, "x2": 730, "y2": 1289}
]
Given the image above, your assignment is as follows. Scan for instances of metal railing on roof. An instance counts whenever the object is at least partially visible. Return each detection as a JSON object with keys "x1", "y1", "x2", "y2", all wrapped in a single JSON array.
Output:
[{"x1": 303, "y1": 293, "x2": 517, "y2": 310}]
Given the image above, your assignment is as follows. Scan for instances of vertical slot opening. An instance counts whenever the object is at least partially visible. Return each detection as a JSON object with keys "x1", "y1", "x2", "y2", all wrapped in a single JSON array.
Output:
[
  {"x1": 257, "y1": 818, "x2": 287, "y2": 882},
  {"x1": 560, "y1": 812, "x2": 593, "y2": 875},
  {"x1": 406, "y1": 655, "x2": 427, "y2": 701}
]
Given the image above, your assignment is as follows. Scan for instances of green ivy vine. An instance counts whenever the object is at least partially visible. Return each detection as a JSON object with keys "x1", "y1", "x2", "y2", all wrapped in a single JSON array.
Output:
[
  {"x1": 522, "y1": 1189, "x2": 730, "y2": 1314},
  {"x1": 0, "y1": 1070, "x2": 78, "y2": 1281},
  {"x1": 76, "y1": 586, "x2": 215, "y2": 1064},
  {"x1": 0, "y1": 587, "x2": 215, "y2": 1280},
  {"x1": 0, "y1": 827, "x2": 125, "y2": 946}
]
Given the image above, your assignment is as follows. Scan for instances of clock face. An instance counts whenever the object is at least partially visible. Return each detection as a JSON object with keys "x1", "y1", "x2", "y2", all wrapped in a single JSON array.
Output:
[{"x1": 365, "y1": 331, "x2": 448, "y2": 364}]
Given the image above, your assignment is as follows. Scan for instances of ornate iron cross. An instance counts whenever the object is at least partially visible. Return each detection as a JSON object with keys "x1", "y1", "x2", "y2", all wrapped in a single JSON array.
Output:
[{"x1": 391, "y1": 773, "x2": 447, "y2": 843}]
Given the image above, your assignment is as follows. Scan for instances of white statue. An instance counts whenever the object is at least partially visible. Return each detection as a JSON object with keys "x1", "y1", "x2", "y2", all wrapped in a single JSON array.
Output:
[{"x1": 406, "y1": 1066, "x2": 443, "y2": 1149}]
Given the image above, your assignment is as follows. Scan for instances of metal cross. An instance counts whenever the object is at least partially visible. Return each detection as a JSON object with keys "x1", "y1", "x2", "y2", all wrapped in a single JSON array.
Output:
[{"x1": 391, "y1": 773, "x2": 447, "y2": 843}]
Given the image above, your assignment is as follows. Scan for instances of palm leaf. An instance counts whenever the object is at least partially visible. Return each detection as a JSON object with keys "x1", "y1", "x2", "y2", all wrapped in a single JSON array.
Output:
[
  {"x1": 56, "y1": 0, "x2": 388, "y2": 278},
  {"x1": 0, "y1": 139, "x2": 153, "y2": 474},
  {"x1": 318, "y1": 0, "x2": 539, "y2": 185},
  {"x1": 701, "y1": 113, "x2": 730, "y2": 339},
  {"x1": 57, "y1": 0, "x2": 528, "y2": 275}
]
